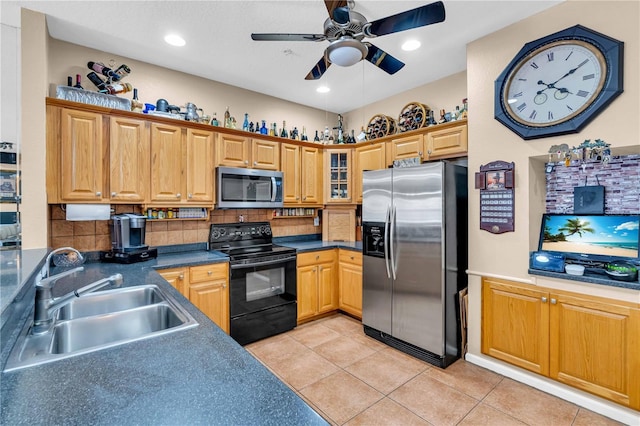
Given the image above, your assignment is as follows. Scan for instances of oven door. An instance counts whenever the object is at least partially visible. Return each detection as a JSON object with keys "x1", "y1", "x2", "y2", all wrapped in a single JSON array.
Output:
[{"x1": 229, "y1": 253, "x2": 296, "y2": 318}]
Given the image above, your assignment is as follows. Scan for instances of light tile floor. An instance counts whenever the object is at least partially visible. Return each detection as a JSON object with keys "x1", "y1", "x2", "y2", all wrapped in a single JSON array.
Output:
[{"x1": 246, "y1": 314, "x2": 624, "y2": 426}]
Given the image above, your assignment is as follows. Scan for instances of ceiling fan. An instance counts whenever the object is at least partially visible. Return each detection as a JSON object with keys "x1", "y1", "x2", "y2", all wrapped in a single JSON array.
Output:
[{"x1": 251, "y1": 0, "x2": 446, "y2": 80}]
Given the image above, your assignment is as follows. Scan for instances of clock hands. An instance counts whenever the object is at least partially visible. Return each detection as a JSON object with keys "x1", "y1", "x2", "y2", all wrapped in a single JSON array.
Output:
[
  {"x1": 536, "y1": 59, "x2": 588, "y2": 96},
  {"x1": 552, "y1": 59, "x2": 589, "y2": 85}
]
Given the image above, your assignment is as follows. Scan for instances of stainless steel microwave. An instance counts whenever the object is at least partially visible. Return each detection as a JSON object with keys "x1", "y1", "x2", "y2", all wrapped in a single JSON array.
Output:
[{"x1": 216, "y1": 167, "x2": 284, "y2": 209}]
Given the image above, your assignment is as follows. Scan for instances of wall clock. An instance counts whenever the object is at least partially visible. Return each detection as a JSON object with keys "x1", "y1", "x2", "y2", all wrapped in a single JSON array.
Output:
[{"x1": 495, "y1": 25, "x2": 623, "y2": 140}]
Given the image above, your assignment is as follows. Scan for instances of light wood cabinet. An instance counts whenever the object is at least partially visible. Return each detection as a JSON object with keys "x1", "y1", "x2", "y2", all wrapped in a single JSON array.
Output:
[
  {"x1": 158, "y1": 263, "x2": 229, "y2": 334},
  {"x1": 482, "y1": 277, "x2": 640, "y2": 410},
  {"x1": 217, "y1": 133, "x2": 279, "y2": 170},
  {"x1": 281, "y1": 143, "x2": 322, "y2": 205},
  {"x1": 549, "y1": 292, "x2": 640, "y2": 409},
  {"x1": 251, "y1": 138, "x2": 280, "y2": 170},
  {"x1": 158, "y1": 267, "x2": 189, "y2": 298},
  {"x1": 58, "y1": 108, "x2": 107, "y2": 202},
  {"x1": 424, "y1": 123, "x2": 467, "y2": 160},
  {"x1": 338, "y1": 250, "x2": 362, "y2": 319},
  {"x1": 387, "y1": 134, "x2": 424, "y2": 166},
  {"x1": 482, "y1": 278, "x2": 549, "y2": 375},
  {"x1": 185, "y1": 128, "x2": 215, "y2": 203},
  {"x1": 296, "y1": 250, "x2": 338, "y2": 323},
  {"x1": 189, "y1": 263, "x2": 229, "y2": 334},
  {"x1": 150, "y1": 123, "x2": 214, "y2": 205},
  {"x1": 355, "y1": 142, "x2": 386, "y2": 203},
  {"x1": 150, "y1": 122, "x2": 183, "y2": 203},
  {"x1": 109, "y1": 117, "x2": 149, "y2": 202},
  {"x1": 325, "y1": 149, "x2": 352, "y2": 203}
]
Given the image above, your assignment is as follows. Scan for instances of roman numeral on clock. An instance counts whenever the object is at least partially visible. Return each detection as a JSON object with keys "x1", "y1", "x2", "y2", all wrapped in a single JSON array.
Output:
[
  {"x1": 530, "y1": 62, "x2": 539, "y2": 69},
  {"x1": 529, "y1": 110, "x2": 537, "y2": 120},
  {"x1": 547, "y1": 52, "x2": 554, "y2": 61},
  {"x1": 583, "y1": 74, "x2": 595, "y2": 80},
  {"x1": 576, "y1": 90, "x2": 589, "y2": 97},
  {"x1": 548, "y1": 111, "x2": 554, "y2": 120},
  {"x1": 517, "y1": 103, "x2": 527, "y2": 112}
]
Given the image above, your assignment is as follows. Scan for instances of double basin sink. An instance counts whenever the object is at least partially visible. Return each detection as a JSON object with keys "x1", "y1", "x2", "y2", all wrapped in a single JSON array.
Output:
[{"x1": 4, "y1": 284, "x2": 198, "y2": 371}]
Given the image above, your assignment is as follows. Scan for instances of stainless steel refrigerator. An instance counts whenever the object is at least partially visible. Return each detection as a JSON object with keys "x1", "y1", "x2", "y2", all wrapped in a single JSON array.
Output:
[{"x1": 362, "y1": 161, "x2": 467, "y2": 368}]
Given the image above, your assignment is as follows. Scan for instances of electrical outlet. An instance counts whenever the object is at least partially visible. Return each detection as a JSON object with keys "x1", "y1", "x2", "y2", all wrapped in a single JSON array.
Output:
[{"x1": 313, "y1": 217, "x2": 320, "y2": 227}]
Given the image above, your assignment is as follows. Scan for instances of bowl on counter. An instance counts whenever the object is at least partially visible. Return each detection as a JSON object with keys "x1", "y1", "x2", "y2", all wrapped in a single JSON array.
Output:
[
  {"x1": 605, "y1": 261, "x2": 638, "y2": 282},
  {"x1": 565, "y1": 264, "x2": 585, "y2": 276}
]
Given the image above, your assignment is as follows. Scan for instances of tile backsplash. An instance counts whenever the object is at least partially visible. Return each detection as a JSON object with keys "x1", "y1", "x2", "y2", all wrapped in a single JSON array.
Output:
[
  {"x1": 48, "y1": 205, "x2": 321, "y2": 251},
  {"x1": 545, "y1": 154, "x2": 640, "y2": 214}
]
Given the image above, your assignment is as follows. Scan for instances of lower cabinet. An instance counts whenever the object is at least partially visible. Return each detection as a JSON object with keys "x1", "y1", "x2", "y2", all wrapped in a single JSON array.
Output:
[
  {"x1": 482, "y1": 277, "x2": 640, "y2": 410},
  {"x1": 338, "y1": 250, "x2": 362, "y2": 319},
  {"x1": 158, "y1": 263, "x2": 229, "y2": 334},
  {"x1": 296, "y1": 250, "x2": 338, "y2": 323}
]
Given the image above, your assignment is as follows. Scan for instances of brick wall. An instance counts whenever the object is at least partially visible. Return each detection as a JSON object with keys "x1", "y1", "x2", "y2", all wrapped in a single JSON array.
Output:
[
  {"x1": 545, "y1": 154, "x2": 640, "y2": 214},
  {"x1": 48, "y1": 205, "x2": 321, "y2": 251}
]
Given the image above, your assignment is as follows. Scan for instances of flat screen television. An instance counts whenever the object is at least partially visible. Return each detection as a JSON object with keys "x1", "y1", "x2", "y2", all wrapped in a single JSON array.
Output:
[{"x1": 538, "y1": 214, "x2": 640, "y2": 264}]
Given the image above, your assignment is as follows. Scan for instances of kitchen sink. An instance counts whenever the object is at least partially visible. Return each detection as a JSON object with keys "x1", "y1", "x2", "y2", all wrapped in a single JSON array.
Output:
[
  {"x1": 56, "y1": 285, "x2": 165, "y2": 320},
  {"x1": 4, "y1": 284, "x2": 198, "y2": 372}
]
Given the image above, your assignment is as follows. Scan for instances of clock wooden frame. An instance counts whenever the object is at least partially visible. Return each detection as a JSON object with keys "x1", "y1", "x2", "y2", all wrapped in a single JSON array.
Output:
[{"x1": 494, "y1": 25, "x2": 623, "y2": 140}]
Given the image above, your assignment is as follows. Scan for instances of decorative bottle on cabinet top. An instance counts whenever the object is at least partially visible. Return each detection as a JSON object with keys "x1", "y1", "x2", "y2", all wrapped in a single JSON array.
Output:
[
  {"x1": 242, "y1": 113, "x2": 249, "y2": 131},
  {"x1": 260, "y1": 120, "x2": 268, "y2": 135}
]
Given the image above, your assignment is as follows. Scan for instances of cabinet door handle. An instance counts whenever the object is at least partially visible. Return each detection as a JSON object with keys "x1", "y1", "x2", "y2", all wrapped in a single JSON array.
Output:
[
  {"x1": 551, "y1": 298, "x2": 557, "y2": 304},
  {"x1": 176, "y1": 193, "x2": 181, "y2": 198},
  {"x1": 207, "y1": 271, "x2": 213, "y2": 275},
  {"x1": 316, "y1": 255, "x2": 320, "y2": 260},
  {"x1": 350, "y1": 256, "x2": 354, "y2": 260},
  {"x1": 178, "y1": 274, "x2": 184, "y2": 280},
  {"x1": 188, "y1": 193, "x2": 193, "y2": 199},
  {"x1": 319, "y1": 266, "x2": 323, "y2": 272},
  {"x1": 418, "y1": 151, "x2": 423, "y2": 156},
  {"x1": 541, "y1": 297, "x2": 547, "y2": 303},
  {"x1": 245, "y1": 160, "x2": 249, "y2": 165},
  {"x1": 111, "y1": 192, "x2": 117, "y2": 197},
  {"x1": 254, "y1": 161, "x2": 258, "y2": 166},
  {"x1": 303, "y1": 196, "x2": 306, "y2": 201},
  {"x1": 223, "y1": 283, "x2": 227, "y2": 288},
  {"x1": 96, "y1": 191, "x2": 102, "y2": 197}
]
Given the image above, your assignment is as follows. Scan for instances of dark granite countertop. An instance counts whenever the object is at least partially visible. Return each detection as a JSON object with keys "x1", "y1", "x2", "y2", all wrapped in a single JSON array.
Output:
[
  {"x1": 274, "y1": 235, "x2": 362, "y2": 253},
  {"x1": 529, "y1": 268, "x2": 640, "y2": 290},
  {"x1": 0, "y1": 250, "x2": 326, "y2": 425}
]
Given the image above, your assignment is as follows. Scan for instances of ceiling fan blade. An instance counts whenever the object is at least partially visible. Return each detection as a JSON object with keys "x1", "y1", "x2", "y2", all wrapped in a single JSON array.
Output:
[
  {"x1": 305, "y1": 56, "x2": 332, "y2": 80},
  {"x1": 367, "y1": 1, "x2": 445, "y2": 37},
  {"x1": 251, "y1": 33, "x2": 326, "y2": 42},
  {"x1": 324, "y1": 0, "x2": 348, "y2": 19},
  {"x1": 332, "y1": 6, "x2": 350, "y2": 25},
  {"x1": 365, "y1": 44, "x2": 405, "y2": 75}
]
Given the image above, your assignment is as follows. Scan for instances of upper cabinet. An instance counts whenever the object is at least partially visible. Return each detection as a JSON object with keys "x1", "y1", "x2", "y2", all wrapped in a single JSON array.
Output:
[
  {"x1": 217, "y1": 133, "x2": 279, "y2": 170},
  {"x1": 55, "y1": 108, "x2": 107, "y2": 202},
  {"x1": 424, "y1": 122, "x2": 468, "y2": 160},
  {"x1": 109, "y1": 117, "x2": 149, "y2": 203},
  {"x1": 324, "y1": 149, "x2": 352, "y2": 204},
  {"x1": 149, "y1": 123, "x2": 214, "y2": 205},
  {"x1": 281, "y1": 143, "x2": 322, "y2": 206},
  {"x1": 387, "y1": 133, "x2": 424, "y2": 166},
  {"x1": 355, "y1": 142, "x2": 386, "y2": 204}
]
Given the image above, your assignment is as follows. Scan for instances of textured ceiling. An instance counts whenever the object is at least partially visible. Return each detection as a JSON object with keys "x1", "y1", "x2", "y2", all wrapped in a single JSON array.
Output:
[{"x1": 4, "y1": 1, "x2": 563, "y2": 113}]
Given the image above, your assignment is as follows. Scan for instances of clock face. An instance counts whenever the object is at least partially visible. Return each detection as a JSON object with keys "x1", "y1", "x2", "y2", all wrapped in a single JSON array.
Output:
[
  {"x1": 503, "y1": 40, "x2": 607, "y2": 127},
  {"x1": 494, "y1": 25, "x2": 623, "y2": 140}
]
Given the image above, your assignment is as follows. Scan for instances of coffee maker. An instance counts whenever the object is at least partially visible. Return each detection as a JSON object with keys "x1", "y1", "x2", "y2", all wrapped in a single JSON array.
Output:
[{"x1": 100, "y1": 213, "x2": 157, "y2": 263}]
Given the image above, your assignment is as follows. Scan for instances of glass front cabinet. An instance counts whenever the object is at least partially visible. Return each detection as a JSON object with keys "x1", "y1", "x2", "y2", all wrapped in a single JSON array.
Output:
[{"x1": 324, "y1": 149, "x2": 352, "y2": 204}]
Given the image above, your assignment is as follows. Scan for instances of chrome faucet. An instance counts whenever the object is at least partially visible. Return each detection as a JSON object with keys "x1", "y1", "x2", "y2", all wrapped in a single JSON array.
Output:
[
  {"x1": 43, "y1": 247, "x2": 84, "y2": 279},
  {"x1": 32, "y1": 269, "x2": 124, "y2": 335}
]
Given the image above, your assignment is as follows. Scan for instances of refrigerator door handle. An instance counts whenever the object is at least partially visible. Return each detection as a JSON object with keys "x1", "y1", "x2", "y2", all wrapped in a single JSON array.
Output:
[
  {"x1": 390, "y1": 204, "x2": 397, "y2": 280},
  {"x1": 384, "y1": 205, "x2": 391, "y2": 279}
]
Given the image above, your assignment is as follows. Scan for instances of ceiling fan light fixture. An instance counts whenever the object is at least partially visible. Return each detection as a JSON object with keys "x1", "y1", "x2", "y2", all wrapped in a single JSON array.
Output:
[{"x1": 326, "y1": 37, "x2": 367, "y2": 67}]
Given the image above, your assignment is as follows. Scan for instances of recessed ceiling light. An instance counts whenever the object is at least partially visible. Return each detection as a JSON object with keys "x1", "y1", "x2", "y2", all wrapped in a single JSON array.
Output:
[
  {"x1": 316, "y1": 86, "x2": 330, "y2": 93},
  {"x1": 401, "y1": 40, "x2": 421, "y2": 51},
  {"x1": 164, "y1": 34, "x2": 186, "y2": 47}
]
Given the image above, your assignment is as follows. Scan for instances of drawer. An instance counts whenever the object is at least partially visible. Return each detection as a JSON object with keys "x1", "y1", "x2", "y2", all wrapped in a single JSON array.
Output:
[
  {"x1": 190, "y1": 263, "x2": 228, "y2": 283},
  {"x1": 339, "y1": 250, "x2": 362, "y2": 266},
  {"x1": 297, "y1": 249, "x2": 337, "y2": 267}
]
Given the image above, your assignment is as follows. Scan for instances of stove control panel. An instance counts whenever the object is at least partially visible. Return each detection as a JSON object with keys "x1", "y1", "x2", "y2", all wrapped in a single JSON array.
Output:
[{"x1": 209, "y1": 222, "x2": 272, "y2": 243}]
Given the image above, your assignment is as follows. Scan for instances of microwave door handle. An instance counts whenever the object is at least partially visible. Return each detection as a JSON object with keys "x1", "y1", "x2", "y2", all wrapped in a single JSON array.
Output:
[
  {"x1": 384, "y1": 205, "x2": 391, "y2": 279},
  {"x1": 271, "y1": 177, "x2": 277, "y2": 202}
]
